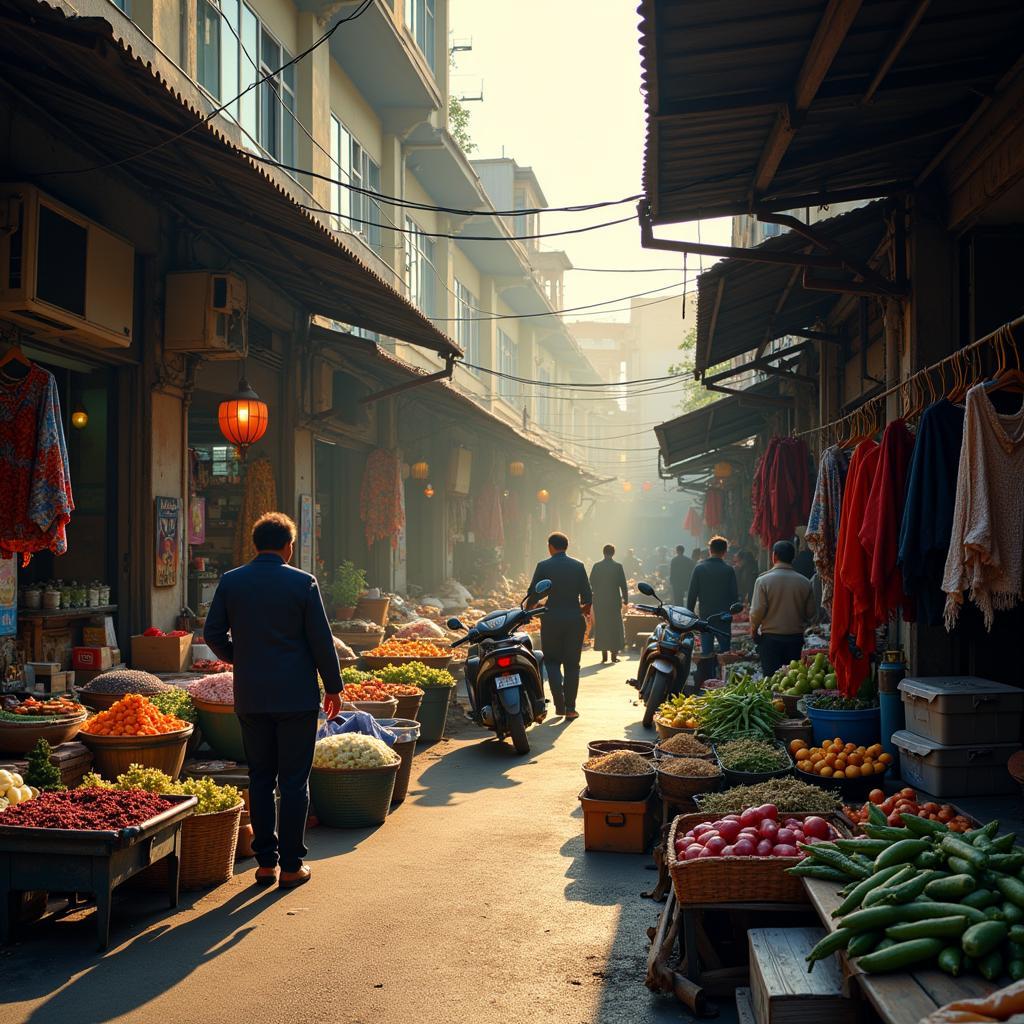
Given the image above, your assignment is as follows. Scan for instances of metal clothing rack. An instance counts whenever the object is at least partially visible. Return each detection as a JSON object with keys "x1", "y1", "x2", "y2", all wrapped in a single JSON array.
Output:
[{"x1": 793, "y1": 312, "x2": 1024, "y2": 441}]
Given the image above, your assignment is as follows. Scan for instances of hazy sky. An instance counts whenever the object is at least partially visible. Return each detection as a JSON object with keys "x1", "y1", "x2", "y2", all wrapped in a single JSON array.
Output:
[{"x1": 448, "y1": 0, "x2": 732, "y2": 322}]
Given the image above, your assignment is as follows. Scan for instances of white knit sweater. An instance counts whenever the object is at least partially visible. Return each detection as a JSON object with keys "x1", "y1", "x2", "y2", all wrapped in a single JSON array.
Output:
[{"x1": 943, "y1": 383, "x2": 1024, "y2": 630}]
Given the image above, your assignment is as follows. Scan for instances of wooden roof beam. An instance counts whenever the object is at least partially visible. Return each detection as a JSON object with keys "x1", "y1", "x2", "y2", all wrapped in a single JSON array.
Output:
[
  {"x1": 862, "y1": 0, "x2": 931, "y2": 105},
  {"x1": 752, "y1": 0, "x2": 864, "y2": 195}
]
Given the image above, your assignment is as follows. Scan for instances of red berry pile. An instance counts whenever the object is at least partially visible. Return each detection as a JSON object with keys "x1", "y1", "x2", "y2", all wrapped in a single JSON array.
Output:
[{"x1": 0, "y1": 788, "x2": 176, "y2": 830}]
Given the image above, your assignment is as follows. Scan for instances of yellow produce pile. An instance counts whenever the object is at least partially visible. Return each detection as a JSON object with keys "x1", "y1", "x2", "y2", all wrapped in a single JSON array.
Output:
[{"x1": 0, "y1": 769, "x2": 37, "y2": 809}]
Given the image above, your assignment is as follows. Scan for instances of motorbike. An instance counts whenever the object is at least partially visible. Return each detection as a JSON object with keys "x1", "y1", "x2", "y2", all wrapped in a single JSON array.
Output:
[
  {"x1": 632, "y1": 581, "x2": 743, "y2": 729},
  {"x1": 448, "y1": 579, "x2": 551, "y2": 755}
]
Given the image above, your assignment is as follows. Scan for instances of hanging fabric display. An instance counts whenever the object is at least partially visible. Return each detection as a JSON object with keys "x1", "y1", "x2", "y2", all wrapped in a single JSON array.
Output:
[
  {"x1": 703, "y1": 486, "x2": 724, "y2": 529},
  {"x1": 360, "y1": 448, "x2": 404, "y2": 550},
  {"x1": 683, "y1": 506, "x2": 703, "y2": 537},
  {"x1": 898, "y1": 399, "x2": 965, "y2": 626},
  {"x1": 233, "y1": 457, "x2": 277, "y2": 566},
  {"x1": 472, "y1": 481, "x2": 505, "y2": 548},
  {"x1": 805, "y1": 445, "x2": 849, "y2": 609},
  {"x1": 0, "y1": 362, "x2": 74, "y2": 565},
  {"x1": 750, "y1": 436, "x2": 811, "y2": 549},
  {"x1": 942, "y1": 383, "x2": 1024, "y2": 631}
]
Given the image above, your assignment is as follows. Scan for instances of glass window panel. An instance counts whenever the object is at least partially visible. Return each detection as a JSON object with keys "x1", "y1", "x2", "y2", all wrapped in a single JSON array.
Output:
[
  {"x1": 220, "y1": 0, "x2": 240, "y2": 119},
  {"x1": 196, "y1": 0, "x2": 221, "y2": 97},
  {"x1": 239, "y1": 5, "x2": 258, "y2": 149},
  {"x1": 282, "y1": 87, "x2": 295, "y2": 167}
]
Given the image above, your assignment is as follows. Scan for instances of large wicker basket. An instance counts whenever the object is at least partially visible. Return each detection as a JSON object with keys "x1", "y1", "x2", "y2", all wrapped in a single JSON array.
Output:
[
  {"x1": 309, "y1": 761, "x2": 399, "y2": 827},
  {"x1": 656, "y1": 765, "x2": 723, "y2": 803},
  {"x1": 587, "y1": 739, "x2": 656, "y2": 759},
  {"x1": 582, "y1": 762, "x2": 655, "y2": 801},
  {"x1": 666, "y1": 810, "x2": 851, "y2": 905},
  {"x1": 78, "y1": 726, "x2": 193, "y2": 780}
]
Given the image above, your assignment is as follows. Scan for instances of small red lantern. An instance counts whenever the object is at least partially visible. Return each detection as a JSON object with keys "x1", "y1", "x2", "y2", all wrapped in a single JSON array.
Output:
[
  {"x1": 622, "y1": 481, "x2": 633, "y2": 494},
  {"x1": 424, "y1": 483, "x2": 435, "y2": 499},
  {"x1": 218, "y1": 376, "x2": 268, "y2": 460},
  {"x1": 642, "y1": 480, "x2": 653, "y2": 492},
  {"x1": 536, "y1": 488, "x2": 550, "y2": 504}
]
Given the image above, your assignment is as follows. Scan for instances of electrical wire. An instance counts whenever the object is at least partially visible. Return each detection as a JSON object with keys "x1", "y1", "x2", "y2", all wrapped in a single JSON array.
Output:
[
  {"x1": 461, "y1": 363, "x2": 695, "y2": 389},
  {"x1": 569, "y1": 266, "x2": 682, "y2": 273}
]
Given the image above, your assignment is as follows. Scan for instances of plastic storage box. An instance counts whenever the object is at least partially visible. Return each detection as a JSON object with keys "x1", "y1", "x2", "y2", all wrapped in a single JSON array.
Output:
[
  {"x1": 578, "y1": 787, "x2": 655, "y2": 853},
  {"x1": 898, "y1": 676, "x2": 1024, "y2": 745},
  {"x1": 892, "y1": 729, "x2": 1018, "y2": 797}
]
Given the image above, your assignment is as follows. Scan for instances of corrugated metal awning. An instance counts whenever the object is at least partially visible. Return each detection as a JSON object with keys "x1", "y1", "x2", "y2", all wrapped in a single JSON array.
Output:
[
  {"x1": 0, "y1": 0, "x2": 460, "y2": 357},
  {"x1": 695, "y1": 201, "x2": 891, "y2": 374},
  {"x1": 639, "y1": 0, "x2": 1024, "y2": 224}
]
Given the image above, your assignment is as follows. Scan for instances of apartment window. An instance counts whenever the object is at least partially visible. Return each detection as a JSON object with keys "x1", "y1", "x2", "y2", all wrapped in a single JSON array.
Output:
[
  {"x1": 109, "y1": 0, "x2": 129, "y2": 10},
  {"x1": 454, "y1": 280, "x2": 479, "y2": 369},
  {"x1": 328, "y1": 116, "x2": 382, "y2": 253},
  {"x1": 329, "y1": 115, "x2": 352, "y2": 231},
  {"x1": 404, "y1": 218, "x2": 435, "y2": 318},
  {"x1": 196, "y1": 0, "x2": 295, "y2": 169},
  {"x1": 497, "y1": 330, "x2": 516, "y2": 404},
  {"x1": 404, "y1": 0, "x2": 436, "y2": 72}
]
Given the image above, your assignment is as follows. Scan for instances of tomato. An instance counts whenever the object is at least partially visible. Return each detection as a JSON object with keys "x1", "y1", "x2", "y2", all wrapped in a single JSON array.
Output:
[
  {"x1": 756, "y1": 839, "x2": 774, "y2": 857},
  {"x1": 721, "y1": 845, "x2": 737, "y2": 857},
  {"x1": 756, "y1": 804, "x2": 778, "y2": 821},
  {"x1": 772, "y1": 845, "x2": 799, "y2": 857},
  {"x1": 936, "y1": 807, "x2": 953, "y2": 822},
  {"x1": 733, "y1": 838, "x2": 756, "y2": 856},
  {"x1": 900, "y1": 787, "x2": 917, "y2": 799},
  {"x1": 739, "y1": 807, "x2": 761, "y2": 829},
  {"x1": 922, "y1": 802, "x2": 939, "y2": 814},
  {"x1": 887, "y1": 812, "x2": 903, "y2": 826},
  {"x1": 684, "y1": 845, "x2": 704, "y2": 860},
  {"x1": 759, "y1": 819, "x2": 779, "y2": 841},
  {"x1": 868, "y1": 789, "x2": 885, "y2": 805},
  {"x1": 698, "y1": 847, "x2": 717, "y2": 858},
  {"x1": 718, "y1": 820, "x2": 742, "y2": 843},
  {"x1": 692, "y1": 823, "x2": 713, "y2": 837},
  {"x1": 705, "y1": 836, "x2": 726, "y2": 854},
  {"x1": 776, "y1": 828, "x2": 796, "y2": 845},
  {"x1": 802, "y1": 816, "x2": 831, "y2": 840}
]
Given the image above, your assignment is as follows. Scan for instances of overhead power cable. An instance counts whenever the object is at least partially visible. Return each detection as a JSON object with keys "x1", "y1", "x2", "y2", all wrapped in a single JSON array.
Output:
[{"x1": 463, "y1": 363, "x2": 693, "y2": 390}]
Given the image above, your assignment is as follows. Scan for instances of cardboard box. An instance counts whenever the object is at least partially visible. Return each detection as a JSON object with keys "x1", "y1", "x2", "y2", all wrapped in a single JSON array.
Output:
[
  {"x1": 75, "y1": 665, "x2": 124, "y2": 688},
  {"x1": 72, "y1": 647, "x2": 114, "y2": 671},
  {"x1": 130, "y1": 634, "x2": 191, "y2": 673},
  {"x1": 88, "y1": 614, "x2": 118, "y2": 647},
  {"x1": 82, "y1": 626, "x2": 108, "y2": 646}
]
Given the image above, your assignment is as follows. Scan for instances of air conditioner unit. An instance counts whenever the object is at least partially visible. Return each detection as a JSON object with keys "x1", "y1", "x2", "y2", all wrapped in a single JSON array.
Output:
[
  {"x1": 0, "y1": 184, "x2": 134, "y2": 348},
  {"x1": 163, "y1": 271, "x2": 247, "y2": 359}
]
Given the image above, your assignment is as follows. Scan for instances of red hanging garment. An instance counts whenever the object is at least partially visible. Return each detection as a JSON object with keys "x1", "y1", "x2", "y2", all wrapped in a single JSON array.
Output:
[
  {"x1": 750, "y1": 437, "x2": 811, "y2": 548},
  {"x1": 830, "y1": 440, "x2": 880, "y2": 696},
  {"x1": 683, "y1": 506, "x2": 702, "y2": 537},
  {"x1": 704, "y1": 487, "x2": 724, "y2": 528}
]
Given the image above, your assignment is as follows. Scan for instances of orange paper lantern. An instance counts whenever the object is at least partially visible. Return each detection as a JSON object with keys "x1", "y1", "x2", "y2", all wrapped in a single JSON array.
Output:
[
  {"x1": 536, "y1": 488, "x2": 550, "y2": 504},
  {"x1": 509, "y1": 461, "x2": 525, "y2": 477},
  {"x1": 423, "y1": 483, "x2": 435, "y2": 498},
  {"x1": 218, "y1": 377, "x2": 268, "y2": 459},
  {"x1": 411, "y1": 461, "x2": 430, "y2": 480},
  {"x1": 642, "y1": 480, "x2": 653, "y2": 492},
  {"x1": 622, "y1": 481, "x2": 633, "y2": 493}
]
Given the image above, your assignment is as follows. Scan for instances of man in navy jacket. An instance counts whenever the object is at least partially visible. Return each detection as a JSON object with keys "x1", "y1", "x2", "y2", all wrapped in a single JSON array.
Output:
[{"x1": 205, "y1": 512, "x2": 343, "y2": 889}]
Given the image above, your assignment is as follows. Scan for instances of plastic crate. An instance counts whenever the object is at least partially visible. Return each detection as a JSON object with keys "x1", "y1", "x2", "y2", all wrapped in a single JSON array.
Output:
[
  {"x1": 579, "y1": 787, "x2": 655, "y2": 853},
  {"x1": 892, "y1": 729, "x2": 1018, "y2": 797},
  {"x1": 899, "y1": 676, "x2": 1024, "y2": 745}
]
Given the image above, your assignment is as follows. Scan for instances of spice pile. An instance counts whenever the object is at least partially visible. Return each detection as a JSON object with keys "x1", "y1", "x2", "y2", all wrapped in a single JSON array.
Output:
[
  {"x1": 80, "y1": 694, "x2": 188, "y2": 736},
  {"x1": 584, "y1": 750, "x2": 654, "y2": 775},
  {"x1": 364, "y1": 639, "x2": 449, "y2": 659},
  {"x1": 378, "y1": 682, "x2": 423, "y2": 698},
  {"x1": 659, "y1": 757, "x2": 720, "y2": 778},
  {"x1": 717, "y1": 738, "x2": 791, "y2": 773},
  {"x1": 186, "y1": 672, "x2": 235, "y2": 705},
  {"x1": 0, "y1": 788, "x2": 175, "y2": 830},
  {"x1": 79, "y1": 669, "x2": 173, "y2": 696},
  {"x1": 697, "y1": 778, "x2": 841, "y2": 815},
  {"x1": 331, "y1": 619, "x2": 381, "y2": 634},
  {"x1": 658, "y1": 733, "x2": 711, "y2": 757}
]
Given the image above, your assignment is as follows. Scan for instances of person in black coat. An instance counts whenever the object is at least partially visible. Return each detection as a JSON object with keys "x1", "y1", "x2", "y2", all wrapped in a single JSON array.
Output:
[
  {"x1": 669, "y1": 544, "x2": 695, "y2": 605},
  {"x1": 527, "y1": 531, "x2": 592, "y2": 720},
  {"x1": 205, "y1": 512, "x2": 343, "y2": 890},
  {"x1": 590, "y1": 544, "x2": 628, "y2": 663}
]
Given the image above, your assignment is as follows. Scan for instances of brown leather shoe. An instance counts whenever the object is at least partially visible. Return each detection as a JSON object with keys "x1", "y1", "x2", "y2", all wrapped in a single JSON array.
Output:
[
  {"x1": 279, "y1": 865, "x2": 311, "y2": 889},
  {"x1": 254, "y1": 867, "x2": 278, "y2": 886}
]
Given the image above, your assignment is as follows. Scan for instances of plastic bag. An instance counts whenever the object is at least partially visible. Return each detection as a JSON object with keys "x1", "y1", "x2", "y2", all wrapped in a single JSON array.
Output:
[{"x1": 317, "y1": 710, "x2": 397, "y2": 746}]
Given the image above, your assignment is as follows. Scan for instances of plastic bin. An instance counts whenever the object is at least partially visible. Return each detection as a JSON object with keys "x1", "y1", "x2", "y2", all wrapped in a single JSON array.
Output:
[
  {"x1": 579, "y1": 787, "x2": 655, "y2": 853},
  {"x1": 378, "y1": 718, "x2": 420, "y2": 804},
  {"x1": 805, "y1": 704, "x2": 880, "y2": 748},
  {"x1": 891, "y1": 729, "x2": 1018, "y2": 797},
  {"x1": 898, "y1": 676, "x2": 1024, "y2": 745}
]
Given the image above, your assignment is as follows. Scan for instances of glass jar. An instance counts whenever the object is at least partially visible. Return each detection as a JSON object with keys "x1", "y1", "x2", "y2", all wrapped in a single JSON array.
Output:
[
  {"x1": 99, "y1": 584, "x2": 111, "y2": 606},
  {"x1": 87, "y1": 583, "x2": 100, "y2": 608},
  {"x1": 23, "y1": 587, "x2": 41, "y2": 610},
  {"x1": 43, "y1": 587, "x2": 61, "y2": 610}
]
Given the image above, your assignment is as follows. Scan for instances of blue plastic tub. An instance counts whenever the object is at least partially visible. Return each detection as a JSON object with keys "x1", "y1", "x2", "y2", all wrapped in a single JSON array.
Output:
[{"x1": 806, "y1": 704, "x2": 881, "y2": 748}]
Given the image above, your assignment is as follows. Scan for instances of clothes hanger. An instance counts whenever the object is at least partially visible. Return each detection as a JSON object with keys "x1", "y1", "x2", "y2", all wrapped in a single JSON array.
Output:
[
  {"x1": 985, "y1": 326, "x2": 1024, "y2": 394},
  {"x1": 0, "y1": 342, "x2": 31, "y2": 381}
]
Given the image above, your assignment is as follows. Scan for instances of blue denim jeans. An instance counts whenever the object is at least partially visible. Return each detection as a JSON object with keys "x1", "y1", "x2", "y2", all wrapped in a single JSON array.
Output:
[{"x1": 699, "y1": 630, "x2": 732, "y2": 657}]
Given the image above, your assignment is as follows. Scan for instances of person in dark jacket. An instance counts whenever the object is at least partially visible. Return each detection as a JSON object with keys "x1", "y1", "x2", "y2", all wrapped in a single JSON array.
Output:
[
  {"x1": 669, "y1": 544, "x2": 695, "y2": 605},
  {"x1": 589, "y1": 544, "x2": 628, "y2": 664},
  {"x1": 205, "y1": 512, "x2": 343, "y2": 890},
  {"x1": 687, "y1": 536, "x2": 739, "y2": 659},
  {"x1": 527, "y1": 532, "x2": 592, "y2": 720}
]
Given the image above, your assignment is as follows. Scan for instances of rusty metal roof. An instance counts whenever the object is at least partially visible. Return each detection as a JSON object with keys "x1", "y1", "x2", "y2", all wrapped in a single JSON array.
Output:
[
  {"x1": 639, "y1": 0, "x2": 1024, "y2": 224},
  {"x1": 695, "y1": 201, "x2": 890, "y2": 373},
  {"x1": 0, "y1": 0, "x2": 460, "y2": 357}
]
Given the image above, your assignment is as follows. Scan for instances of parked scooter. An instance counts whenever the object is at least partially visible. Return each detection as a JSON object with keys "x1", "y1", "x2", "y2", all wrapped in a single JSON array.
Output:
[
  {"x1": 448, "y1": 579, "x2": 551, "y2": 755},
  {"x1": 632, "y1": 581, "x2": 742, "y2": 729}
]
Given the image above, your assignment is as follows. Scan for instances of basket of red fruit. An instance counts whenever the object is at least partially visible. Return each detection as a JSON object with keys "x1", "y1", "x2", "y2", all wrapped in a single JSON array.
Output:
[{"x1": 340, "y1": 682, "x2": 398, "y2": 720}]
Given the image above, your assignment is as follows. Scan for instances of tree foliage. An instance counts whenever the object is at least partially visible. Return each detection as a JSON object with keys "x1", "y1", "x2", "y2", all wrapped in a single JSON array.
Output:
[
  {"x1": 667, "y1": 326, "x2": 716, "y2": 412},
  {"x1": 449, "y1": 95, "x2": 476, "y2": 154}
]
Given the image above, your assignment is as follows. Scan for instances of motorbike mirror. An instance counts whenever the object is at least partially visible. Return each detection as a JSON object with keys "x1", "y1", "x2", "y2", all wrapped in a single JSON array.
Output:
[
  {"x1": 535, "y1": 579, "x2": 552, "y2": 595},
  {"x1": 446, "y1": 617, "x2": 465, "y2": 631},
  {"x1": 637, "y1": 581, "x2": 656, "y2": 597},
  {"x1": 729, "y1": 602, "x2": 744, "y2": 614}
]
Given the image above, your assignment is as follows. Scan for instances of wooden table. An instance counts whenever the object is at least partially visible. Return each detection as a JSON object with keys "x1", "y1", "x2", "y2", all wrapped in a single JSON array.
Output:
[{"x1": 802, "y1": 877, "x2": 996, "y2": 1024}]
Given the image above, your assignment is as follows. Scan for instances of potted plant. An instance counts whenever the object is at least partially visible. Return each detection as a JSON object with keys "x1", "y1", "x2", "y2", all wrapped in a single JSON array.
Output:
[{"x1": 329, "y1": 561, "x2": 367, "y2": 621}]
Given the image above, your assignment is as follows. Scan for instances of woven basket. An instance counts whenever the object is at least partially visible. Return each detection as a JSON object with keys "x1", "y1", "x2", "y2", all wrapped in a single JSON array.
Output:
[
  {"x1": 136, "y1": 801, "x2": 243, "y2": 890},
  {"x1": 714, "y1": 740, "x2": 793, "y2": 787},
  {"x1": 78, "y1": 726, "x2": 193, "y2": 780},
  {"x1": 656, "y1": 765, "x2": 722, "y2": 803},
  {"x1": 587, "y1": 739, "x2": 656, "y2": 759},
  {"x1": 340, "y1": 697, "x2": 398, "y2": 720},
  {"x1": 309, "y1": 761, "x2": 399, "y2": 827},
  {"x1": 654, "y1": 717, "x2": 697, "y2": 743},
  {"x1": 582, "y1": 762, "x2": 655, "y2": 801},
  {"x1": 666, "y1": 810, "x2": 851, "y2": 905}
]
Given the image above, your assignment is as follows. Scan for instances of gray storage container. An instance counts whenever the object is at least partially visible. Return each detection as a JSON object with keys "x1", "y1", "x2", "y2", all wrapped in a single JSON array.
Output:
[
  {"x1": 898, "y1": 675, "x2": 1024, "y2": 745},
  {"x1": 892, "y1": 729, "x2": 1017, "y2": 797}
]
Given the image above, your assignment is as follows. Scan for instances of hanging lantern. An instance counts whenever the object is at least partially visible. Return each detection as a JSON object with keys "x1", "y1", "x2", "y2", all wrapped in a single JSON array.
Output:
[
  {"x1": 713, "y1": 461, "x2": 733, "y2": 479},
  {"x1": 642, "y1": 480, "x2": 653, "y2": 492},
  {"x1": 423, "y1": 483, "x2": 435, "y2": 498},
  {"x1": 411, "y1": 461, "x2": 430, "y2": 480},
  {"x1": 536, "y1": 488, "x2": 550, "y2": 504},
  {"x1": 70, "y1": 404, "x2": 89, "y2": 430},
  {"x1": 622, "y1": 481, "x2": 633, "y2": 493},
  {"x1": 218, "y1": 376, "x2": 268, "y2": 459},
  {"x1": 509, "y1": 461, "x2": 525, "y2": 477}
]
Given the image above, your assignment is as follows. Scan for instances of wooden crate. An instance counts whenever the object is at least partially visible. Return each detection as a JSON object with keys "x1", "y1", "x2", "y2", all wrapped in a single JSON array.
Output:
[
  {"x1": 0, "y1": 740, "x2": 94, "y2": 788},
  {"x1": 748, "y1": 927, "x2": 857, "y2": 1024}
]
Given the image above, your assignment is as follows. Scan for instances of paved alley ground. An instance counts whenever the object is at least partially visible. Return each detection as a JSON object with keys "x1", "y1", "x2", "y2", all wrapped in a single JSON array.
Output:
[{"x1": 0, "y1": 650, "x2": 710, "y2": 1024}]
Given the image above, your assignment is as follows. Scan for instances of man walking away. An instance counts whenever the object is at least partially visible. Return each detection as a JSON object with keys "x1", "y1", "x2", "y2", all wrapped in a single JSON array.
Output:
[
  {"x1": 792, "y1": 537, "x2": 815, "y2": 579},
  {"x1": 589, "y1": 544, "x2": 628, "y2": 664},
  {"x1": 528, "y1": 532, "x2": 592, "y2": 721},
  {"x1": 622, "y1": 547, "x2": 642, "y2": 582},
  {"x1": 749, "y1": 539, "x2": 818, "y2": 676},
  {"x1": 688, "y1": 536, "x2": 739, "y2": 682},
  {"x1": 669, "y1": 544, "x2": 695, "y2": 605},
  {"x1": 205, "y1": 512, "x2": 343, "y2": 890}
]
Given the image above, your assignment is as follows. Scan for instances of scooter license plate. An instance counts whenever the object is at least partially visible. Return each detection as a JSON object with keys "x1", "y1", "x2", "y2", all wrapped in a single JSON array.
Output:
[{"x1": 495, "y1": 673, "x2": 521, "y2": 690}]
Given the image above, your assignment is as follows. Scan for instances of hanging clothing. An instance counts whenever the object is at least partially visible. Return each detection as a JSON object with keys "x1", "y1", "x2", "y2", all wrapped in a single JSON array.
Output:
[
  {"x1": 829, "y1": 440, "x2": 880, "y2": 696},
  {"x1": 805, "y1": 445, "x2": 850, "y2": 609},
  {"x1": 943, "y1": 384, "x2": 1024, "y2": 631},
  {"x1": 472, "y1": 482, "x2": 504, "y2": 548},
  {"x1": 750, "y1": 437, "x2": 812, "y2": 549},
  {"x1": 0, "y1": 364, "x2": 74, "y2": 565},
  {"x1": 233, "y1": 457, "x2": 278, "y2": 566},
  {"x1": 704, "y1": 487, "x2": 724, "y2": 529},
  {"x1": 589, "y1": 556, "x2": 628, "y2": 652},
  {"x1": 683, "y1": 506, "x2": 703, "y2": 537},
  {"x1": 860, "y1": 420, "x2": 916, "y2": 623},
  {"x1": 359, "y1": 449, "x2": 404, "y2": 550},
  {"x1": 898, "y1": 400, "x2": 965, "y2": 627}
]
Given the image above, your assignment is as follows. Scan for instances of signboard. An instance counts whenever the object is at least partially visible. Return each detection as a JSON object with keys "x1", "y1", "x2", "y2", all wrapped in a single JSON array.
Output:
[
  {"x1": 188, "y1": 496, "x2": 206, "y2": 545},
  {"x1": 155, "y1": 496, "x2": 180, "y2": 588},
  {"x1": 0, "y1": 557, "x2": 15, "y2": 637},
  {"x1": 298, "y1": 494, "x2": 313, "y2": 572}
]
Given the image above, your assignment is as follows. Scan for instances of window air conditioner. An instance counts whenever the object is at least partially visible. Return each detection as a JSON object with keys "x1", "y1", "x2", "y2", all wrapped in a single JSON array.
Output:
[
  {"x1": 0, "y1": 184, "x2": 134, "y2": 349},
  {"x1": 164, "y1": 271, "x2": 248, "y2": 359}
]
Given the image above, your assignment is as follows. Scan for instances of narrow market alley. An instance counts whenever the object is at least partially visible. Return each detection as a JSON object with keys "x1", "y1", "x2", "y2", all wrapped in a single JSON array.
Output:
[{"x1": 0, "y1": 651, "x2": 700, "y2": 1024}]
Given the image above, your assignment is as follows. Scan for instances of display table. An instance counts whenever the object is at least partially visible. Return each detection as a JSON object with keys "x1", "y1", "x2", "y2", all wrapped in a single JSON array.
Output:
[
  {"x1": 802, "y1": 876, "x2": 996, "y2": 1024},
  {"x1": 19, "y1": 606, "x2": 118, "y2": 662}
]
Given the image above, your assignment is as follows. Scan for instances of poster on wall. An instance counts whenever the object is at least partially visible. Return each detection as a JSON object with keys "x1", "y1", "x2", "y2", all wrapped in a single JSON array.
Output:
[
  {"x1": 188, "y1": 496, "x2": 206, "y2": 545},
  {"x1": 155, "y1": 496, "x2": 180, "y2": 588},
  {"x1": 0, "y1": 557, "x2": 16, "y2": 637},
  {"x1": 298, "y1": 494, "x2": 313, "y2": 572}
]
